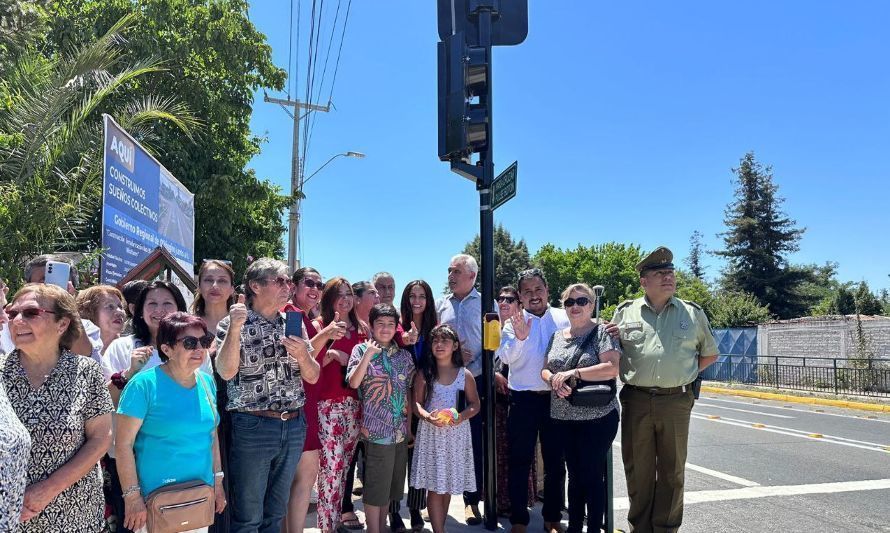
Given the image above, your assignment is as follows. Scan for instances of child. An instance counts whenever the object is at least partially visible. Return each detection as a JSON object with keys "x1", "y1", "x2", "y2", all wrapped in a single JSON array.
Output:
[
  {"x1": 347, "y1": 303, "x2": 416, "y2": 533},
  {"x1": 410, "y1": 324, "x2": 480, "y2": 533}
]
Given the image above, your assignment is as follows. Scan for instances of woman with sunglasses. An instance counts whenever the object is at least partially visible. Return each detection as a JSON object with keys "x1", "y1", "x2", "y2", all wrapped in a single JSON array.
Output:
[
  {"x1": 493, "y1": 286, "x2": 537, "y2": 517},
  {"x1": 540, "y1": 283, "x2": 620, "y2": 533},
  {"x1": 2, "y1": 284, "x2": 113, "y2": 532},
  {"x1": 283, "y1": 266, "x2": 332, "y2": 533},
  {"x1": 115, "y1": 312, "x2": 226, "y2": 532}
]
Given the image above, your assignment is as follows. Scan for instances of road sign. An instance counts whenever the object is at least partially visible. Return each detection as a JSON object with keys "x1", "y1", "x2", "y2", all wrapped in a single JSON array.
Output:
[
  {"x1": 491, "y1": 161, "x2": 517, "y2": 210},
  {"x1": 437, "y1": 0, "x2": 528, "y2": 46}
]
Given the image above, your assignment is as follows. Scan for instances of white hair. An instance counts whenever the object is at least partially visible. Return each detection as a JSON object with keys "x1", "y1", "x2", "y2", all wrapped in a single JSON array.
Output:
[{"x1": 450, "y1": 254, "x2": 478, "y2": 275}]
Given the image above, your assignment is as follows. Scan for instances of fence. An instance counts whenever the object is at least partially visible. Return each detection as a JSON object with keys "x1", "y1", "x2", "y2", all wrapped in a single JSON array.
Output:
[{"x1": 704, "y1": 355, "x2": 890, "y2": 398}]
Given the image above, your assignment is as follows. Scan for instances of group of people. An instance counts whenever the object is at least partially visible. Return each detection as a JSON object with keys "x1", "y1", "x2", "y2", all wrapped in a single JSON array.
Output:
[{"x1": 0, "y1": 246, "x2": 718, "y2": 533}]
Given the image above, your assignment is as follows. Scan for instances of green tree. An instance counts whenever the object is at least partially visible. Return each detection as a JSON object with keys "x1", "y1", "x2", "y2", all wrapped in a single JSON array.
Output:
[
  {"x1": 853, "y1": 281, "x2": 883, "y2": 315},
  {"x1": 685, "y1": 230, "x2": 706, "y2": 279},
  {"x1": 675, "y1": 269, "x2": 712, "y2": 310},
  {"x1": 47, "y1": 0, "x2": 290, "y2": 276},
  {"x1": 715, "y1": 152, "x2": 813, "y2": 318},
  {"x1": 707, "y1": 291, "x2": 772, "y2": 328},
  {"x1": 460, "y1": 224, "x2": 531, "y2": 293},
  {"x1": 533, "y1": 242, "x2": 644, "y2": 312},
  {"x1": 0, "y1": 14, "x2": 196, "y2": 287}
]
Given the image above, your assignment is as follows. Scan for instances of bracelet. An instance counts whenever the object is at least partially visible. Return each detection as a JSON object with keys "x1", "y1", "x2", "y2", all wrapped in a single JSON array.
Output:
[
  {"x1": 110, "y1": 372, "x2": 128, "y2": 390},
  {"x1": 214, "y1": 471, "x2": 225, "y2": 479},
  {"x1": 121, "y1": 485, "x2": 141, "y2": 498}
]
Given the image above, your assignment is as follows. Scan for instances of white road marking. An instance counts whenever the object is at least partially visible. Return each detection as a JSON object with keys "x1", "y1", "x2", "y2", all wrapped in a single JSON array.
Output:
[
  {"x1": 614, "y1": 440, "x2": 761, "y2": 487},
  {"x1": 692, "y1": 413, "x2": 890, "y2": 453},
  {"x1": 611, "y1": 478, "x2": 890, "y2": 510},
  {"x1": 695, "y1": 402, "x2": 795, "y2": 419},
  {"x1": 684, "y1": 463, "x2": 760, "y2": 487},
  {"x1": 701, "y1": 396, "x2": 890, "y2": 423}
]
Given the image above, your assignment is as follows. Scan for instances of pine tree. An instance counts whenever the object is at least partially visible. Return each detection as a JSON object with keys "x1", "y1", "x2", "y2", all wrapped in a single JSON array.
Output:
[
  {"x1": 715, "y1": 152, "x2": 812, "y2": 318},
  {"x1": 460, "y1": 224, "x2": 531, "y2": 293},
  {"x1": 685, "y1": 230, "x2": 706, "y2": 279},
  {"x1": 853, "y1": 281, "x2": 883, "y2": 315}
]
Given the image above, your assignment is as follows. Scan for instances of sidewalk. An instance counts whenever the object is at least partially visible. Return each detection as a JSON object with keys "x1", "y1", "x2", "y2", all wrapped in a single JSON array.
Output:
[{"x1": 701, "y1": 382, "x2": 890, "y2": 412}]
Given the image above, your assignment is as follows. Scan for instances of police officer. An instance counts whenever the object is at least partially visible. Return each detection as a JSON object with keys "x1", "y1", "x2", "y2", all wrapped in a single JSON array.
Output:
[{"x1": 612, "y1": 246, "x2": 718, "y2": 533}]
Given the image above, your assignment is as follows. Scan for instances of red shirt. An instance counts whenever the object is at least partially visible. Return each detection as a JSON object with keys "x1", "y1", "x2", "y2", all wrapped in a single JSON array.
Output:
[{"x1": 313, "y1": 319, "x2": 363, "y2": 402}]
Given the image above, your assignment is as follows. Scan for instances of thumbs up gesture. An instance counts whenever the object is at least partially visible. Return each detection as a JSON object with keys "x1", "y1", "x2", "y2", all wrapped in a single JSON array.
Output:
[
  {"x1": 229, "y1": 293, "x2": 248, "y2": 330},
  {"x1": 324, "y1": 311, "x2": 348, "y2": 340},
  {"x1": 404, "y1": 321, "x2": 419, "y2": 345}
]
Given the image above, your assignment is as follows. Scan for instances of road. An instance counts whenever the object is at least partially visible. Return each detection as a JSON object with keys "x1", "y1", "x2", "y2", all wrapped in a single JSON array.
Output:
[{"x1": 305, "y1": 390, "x2": 890, "y2": 532}]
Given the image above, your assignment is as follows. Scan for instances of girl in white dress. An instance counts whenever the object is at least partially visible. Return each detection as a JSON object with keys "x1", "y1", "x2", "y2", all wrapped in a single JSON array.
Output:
[{"x1": 410, "y1": 324, "x2": 480, "y2": 533}]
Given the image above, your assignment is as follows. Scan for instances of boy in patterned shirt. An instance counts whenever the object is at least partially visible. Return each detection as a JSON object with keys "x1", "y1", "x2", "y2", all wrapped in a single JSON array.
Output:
[{"x1": 347, "y1": 303, "x2": 415, "y2": 533}]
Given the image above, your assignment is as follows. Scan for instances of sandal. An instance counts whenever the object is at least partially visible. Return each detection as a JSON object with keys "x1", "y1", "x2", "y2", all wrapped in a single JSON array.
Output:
[{"x1": 340, "y1": 512, "x2": 364, "y2": 531}]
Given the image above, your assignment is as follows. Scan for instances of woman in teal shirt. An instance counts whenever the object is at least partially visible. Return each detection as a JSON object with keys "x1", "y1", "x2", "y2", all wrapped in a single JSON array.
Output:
[{"x1": 116, "y1": 312, "x2": 226, "y2": 532}]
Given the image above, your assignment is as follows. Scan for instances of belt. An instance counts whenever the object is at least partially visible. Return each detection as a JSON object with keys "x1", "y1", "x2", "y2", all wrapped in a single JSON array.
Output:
[
  {"x1": 240, "y1": 408, "x2": 302, "y2": 420},
  {"x1": 625, "y1": 384, "x2": 690, "y2": 396},
  {"x1": 511, "y1": 389, "x2": 550, "y2": 396}
]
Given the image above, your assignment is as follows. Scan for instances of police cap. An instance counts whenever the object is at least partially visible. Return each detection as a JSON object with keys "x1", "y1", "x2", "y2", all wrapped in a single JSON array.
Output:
[{"x1": 636, "y1": 246, "x2": 675, "y2": 274}]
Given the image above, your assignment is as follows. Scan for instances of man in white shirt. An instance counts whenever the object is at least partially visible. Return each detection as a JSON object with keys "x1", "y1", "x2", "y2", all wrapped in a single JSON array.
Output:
[{"x1": 497, "y1": 268, "x2": 569, "y2": 533}]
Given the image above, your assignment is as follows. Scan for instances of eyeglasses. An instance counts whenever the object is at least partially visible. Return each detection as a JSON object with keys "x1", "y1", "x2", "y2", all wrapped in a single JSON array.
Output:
[
  {"x1": 7, "y1": 307, "x2": 56, "y2": 320},
  {"x1": 564, "y1": 297, "x2": 592, "y2": 308},
  {"x1": 496, "y1": 296, "x2": 517, "y2": 304},
  {"x1": 301, "y1": 279, "x2": 324, "y2": 290},
  {"x1": 174, "y1": 334, "x2": 215, "y2": 350},
  {"x1": 264, "y1": 277, "x2": 294, "y2": 288}
]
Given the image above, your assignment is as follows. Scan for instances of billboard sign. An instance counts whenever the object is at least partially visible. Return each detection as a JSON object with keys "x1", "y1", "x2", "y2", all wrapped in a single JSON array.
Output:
[{"x1": 101, "y1": 114, "x2": 195, "y2": 285}]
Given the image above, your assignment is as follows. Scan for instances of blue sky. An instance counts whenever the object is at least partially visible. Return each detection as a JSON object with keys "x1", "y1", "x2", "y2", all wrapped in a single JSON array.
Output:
[{"x1": 246, "y1": 1, "x2": 890, "y2": 297}]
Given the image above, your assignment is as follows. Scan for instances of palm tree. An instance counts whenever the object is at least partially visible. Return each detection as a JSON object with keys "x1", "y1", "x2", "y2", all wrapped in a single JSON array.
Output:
[{"x1": 0, "y1": 12, "x2": 199, "y2": 287}]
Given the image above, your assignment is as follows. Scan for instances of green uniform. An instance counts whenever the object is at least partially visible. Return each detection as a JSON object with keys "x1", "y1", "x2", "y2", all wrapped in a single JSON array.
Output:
[{"x1": 613, "y1": 296, "x2": 718, "y2": 533}]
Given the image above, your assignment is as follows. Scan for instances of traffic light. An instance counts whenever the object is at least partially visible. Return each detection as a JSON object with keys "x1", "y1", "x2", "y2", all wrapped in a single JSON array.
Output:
[{"x1": 438, "y1": 31, "x2": 489, "y2": 162}]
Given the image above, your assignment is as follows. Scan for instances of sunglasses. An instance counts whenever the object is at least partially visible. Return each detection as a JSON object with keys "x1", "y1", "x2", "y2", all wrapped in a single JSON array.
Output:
[
  {"x1": 264, "y1": 277, "x2": 294, "y2": 288},
  {"x1": 174, "y1": 334, "x2": 215, "y2": 350},
  {"x1": 564, "y1": 297, "x2": 592, "y2": 308},
  {"x1": 7, "y1": 307, "x2": 56, "y2": 320},
  {"x1": 301, "y1": 279, "x2": 324, "y2": 290},
  {"x1": 496, "y1": 296, "x2": 517, "y2": 304}
]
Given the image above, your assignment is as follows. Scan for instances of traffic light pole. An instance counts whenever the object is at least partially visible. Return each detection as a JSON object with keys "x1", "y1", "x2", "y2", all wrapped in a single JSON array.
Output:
[{"x1": 472, "y1": 3, "x2": 497, "y2": 531}]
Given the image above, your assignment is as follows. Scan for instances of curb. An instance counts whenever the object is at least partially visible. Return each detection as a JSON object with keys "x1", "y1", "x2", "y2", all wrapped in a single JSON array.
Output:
[{"x1": 700, "y1": 386, "x2": 890, "y2": 413}]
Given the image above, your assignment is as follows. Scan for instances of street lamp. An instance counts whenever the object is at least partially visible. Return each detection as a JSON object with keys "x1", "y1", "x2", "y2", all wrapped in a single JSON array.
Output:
[
  {"x1": 289, "y1": 151, "x2": 365, "y2": 269},
  {"x1": 302, "y1": 151, "x2": 365, "y2": 185}
]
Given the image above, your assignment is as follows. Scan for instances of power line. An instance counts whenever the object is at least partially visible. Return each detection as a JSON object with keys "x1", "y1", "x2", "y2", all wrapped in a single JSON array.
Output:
[
  {"x1": 326, "y1": 0, "x2": 352, "y2": 106},
  {"x1": 287, "y1": 0, "x2": 294, "y2": 98},
  {"x1": 314, "y1": 0, "x2": 341, "y2": 106}
]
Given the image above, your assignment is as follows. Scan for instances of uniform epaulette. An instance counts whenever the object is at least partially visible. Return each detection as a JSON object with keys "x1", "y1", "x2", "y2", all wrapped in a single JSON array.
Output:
[
  {"x1": 616, "y1": 300, "x2": 633, "y2": 311},
  {"x1": 680, "y1": 299, "x2": 703, "y2": 311}
]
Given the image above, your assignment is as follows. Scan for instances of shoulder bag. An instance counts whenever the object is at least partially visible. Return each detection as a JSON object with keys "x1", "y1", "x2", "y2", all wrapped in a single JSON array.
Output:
[
  {"x1": 564, "y1": 326, "x2": 616, "y2": 408},
  {"x1": 145, "y1": 372, "x2": 217, "y2": 532}
]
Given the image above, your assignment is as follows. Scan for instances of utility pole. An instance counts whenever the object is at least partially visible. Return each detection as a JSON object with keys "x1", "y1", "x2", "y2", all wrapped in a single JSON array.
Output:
[{"x1": 264, "y1": 94, "x2": 329, "y2": 271}]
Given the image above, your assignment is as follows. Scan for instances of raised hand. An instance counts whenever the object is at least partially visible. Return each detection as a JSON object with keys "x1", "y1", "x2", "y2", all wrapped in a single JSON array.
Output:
[
  {"x1": 126, "y1": 346, "x2": 153, "y2": 378},
  {"x1": 325, "y1": 311, "x2": 347, "y2": 340},
  {"x1": 404, "y1": 321, "x2": 419, "y2": 345},
  {"x1": 229, "y1": 294, "x2": 248, "y2": 329},
  {"x1": 364, "y1": 340, "x2": 382, "y2": 359},
  {"x1": 511, "y1": 309, "x2": 532, "y2": 341}
]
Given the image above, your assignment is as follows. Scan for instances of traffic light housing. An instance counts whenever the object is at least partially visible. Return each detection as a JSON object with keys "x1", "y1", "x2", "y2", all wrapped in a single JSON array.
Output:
[{"x1": 438, "y1": 32, "x2": 489, "y2": 162}]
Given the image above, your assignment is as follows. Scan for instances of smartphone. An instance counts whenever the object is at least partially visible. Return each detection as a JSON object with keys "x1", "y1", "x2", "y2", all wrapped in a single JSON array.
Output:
[
  {"x1": 285, "y1": 310, "x2": 303, "y2": 338},
  {"x1": 44, "y1": 261, "x2": 71, "y2": 289}
]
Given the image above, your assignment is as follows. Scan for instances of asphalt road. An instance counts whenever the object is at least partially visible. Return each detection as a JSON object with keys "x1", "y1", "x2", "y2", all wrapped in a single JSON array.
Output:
[{"x1": 304, "y1": 390, "x2": 890, "y2": 532}]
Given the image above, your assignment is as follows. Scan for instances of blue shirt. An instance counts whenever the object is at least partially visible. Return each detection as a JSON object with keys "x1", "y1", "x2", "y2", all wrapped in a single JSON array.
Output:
[{"x1": 117, "y1": 366, "x2": 218, "y2": 495}]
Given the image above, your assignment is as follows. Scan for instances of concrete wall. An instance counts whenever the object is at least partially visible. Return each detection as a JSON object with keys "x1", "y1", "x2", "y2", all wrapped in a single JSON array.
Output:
[{"x1": 757, "y1": 316, "x2": 890, "y2": 364}]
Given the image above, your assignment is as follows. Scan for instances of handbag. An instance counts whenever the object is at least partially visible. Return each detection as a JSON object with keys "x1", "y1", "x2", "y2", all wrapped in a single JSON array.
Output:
[
  {"x1": 146, "y1": 372, "x2": 218, "y2": 532},
  {"x1": 564, "y1": 325, "x2": 617, "y2": 408}
]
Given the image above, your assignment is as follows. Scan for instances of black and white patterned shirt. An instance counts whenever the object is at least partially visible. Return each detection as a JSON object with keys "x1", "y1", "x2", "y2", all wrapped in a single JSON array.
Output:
[
  {"x1": 545, "y1": 328, "x2": 621, "y2": 421},
  {"x1": 2, "y1": 349, "x2": 113, "y2": 532},
  {"x1": 217, "y1": 309, "x2": 307, "y2": 412},
  {"x1": 0, "y1": 379, "x2": 30, "y2": 531}
]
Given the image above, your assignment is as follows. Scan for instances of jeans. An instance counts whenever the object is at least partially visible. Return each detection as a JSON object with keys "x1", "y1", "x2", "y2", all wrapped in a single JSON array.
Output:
[
  {"x1": 507, "y1": 390, "x2": 565, "y2": 526},
  {"x1": 229, "y1": 411, "x2": 307, "y2": 533}
]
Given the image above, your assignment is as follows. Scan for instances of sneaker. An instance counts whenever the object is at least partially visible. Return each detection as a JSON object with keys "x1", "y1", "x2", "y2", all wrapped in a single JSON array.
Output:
[{"x1": 464, "y1": 504, "x2": 483, "y2": 526}]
